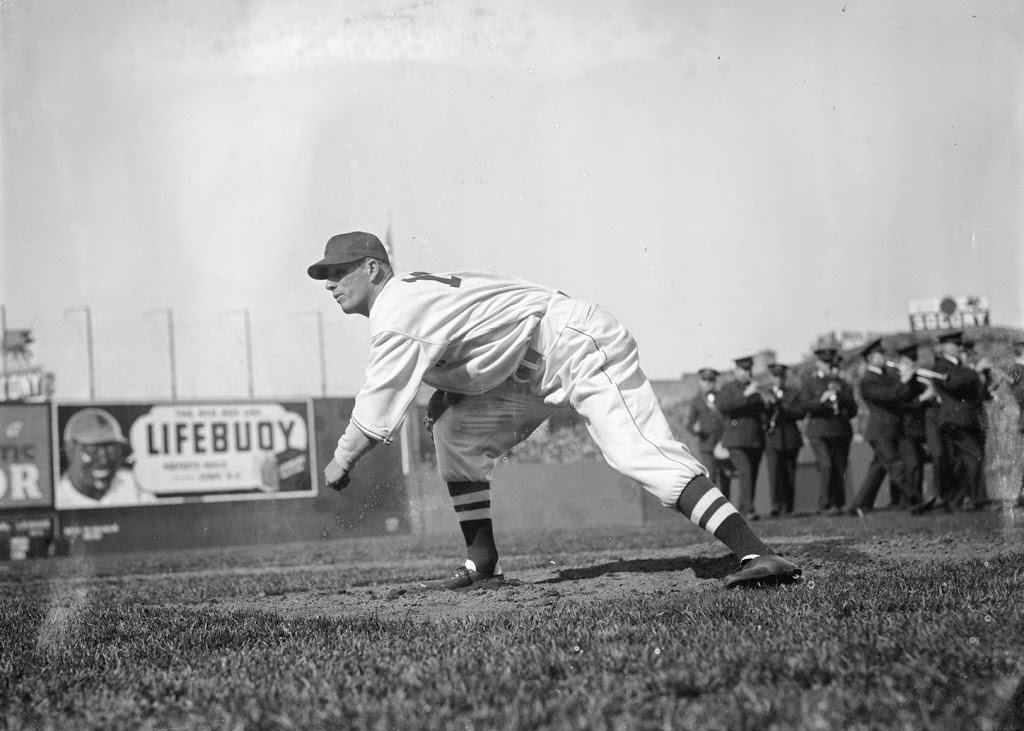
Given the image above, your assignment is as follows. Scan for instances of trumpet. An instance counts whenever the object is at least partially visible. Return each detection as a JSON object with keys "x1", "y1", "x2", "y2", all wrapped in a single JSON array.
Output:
[{"x1": 885, "y1": 361, "x2": 948, "y2": 383}]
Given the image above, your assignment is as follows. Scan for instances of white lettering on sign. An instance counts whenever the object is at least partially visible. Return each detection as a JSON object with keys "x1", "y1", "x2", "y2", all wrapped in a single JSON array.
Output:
[
  {"x1": 0, "y1": 370, "x2": 43, "y2": 402},
  {"x1": 0, "y1": 463, "x2": 43, "y2": 501}
]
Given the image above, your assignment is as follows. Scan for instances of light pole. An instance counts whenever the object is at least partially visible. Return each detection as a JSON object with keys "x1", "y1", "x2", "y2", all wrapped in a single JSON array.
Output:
[
  {"x1": 222, "y1": 309, "x2": 254, "y2": 398},
  {"x1": 146, "y1": 308, "x2": 178, "y2": 400},
  {"x1": 291, "y1": 310, "x2": 328, "y2": 396},
  {"x1": 64, "y1": 306, "x2": 95, "y2": 400}
]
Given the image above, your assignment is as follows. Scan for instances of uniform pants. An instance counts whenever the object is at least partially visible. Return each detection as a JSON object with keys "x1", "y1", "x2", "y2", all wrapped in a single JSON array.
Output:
[
  {"x1": 808, "y1": 437, "x2": 851, "y2": 511},
  {"x1": 940, "y1": 424, "x2": 983, "y2": 507},
  {"x1": 897, "y1": 436, "x2": 925, "y2": 505},
  {"x1": 433, "y1": 295, "x2": 707, "y2": 508},
  {"x1": 852, "y1": 436, "x2": 903, "y2": 509},
  {"x1": 765, "y1": 447, "x2": 799, "y2": 514},
  {"x1": 728, "y1": 447, "x2": 762, "y2": 514}
]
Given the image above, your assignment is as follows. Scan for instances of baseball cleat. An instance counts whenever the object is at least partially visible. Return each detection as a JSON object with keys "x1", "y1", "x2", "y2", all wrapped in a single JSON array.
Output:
[
  {"x1": 723, "y1": 554, "x2": 802, "y2": 589},
  {"x1": 416, "y1": 564, "x2": 505, "y2": 592}
]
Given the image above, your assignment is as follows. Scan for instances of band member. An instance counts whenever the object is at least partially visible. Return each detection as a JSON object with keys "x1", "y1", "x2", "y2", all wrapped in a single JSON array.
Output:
[
  {"x1": 716, "y1": 356, "x2": 767, "y2": 520},
  {"x1": 895, "y1": 343, "x2": 933, "y2": 507},
  {"x1": 925, "y1": 331, "x2": 987, "y2": 511},
  {"x1": 961, "y1": 338, "x2": 996, "y2": 509},
  {"x1": 1006, "y1": 338, "x2": 1024, "y2": 508},
  {"x1": 762, "y1": 363, "x2": 805, "y2": 517},
  {"x1": 685, "y1": 367, "x2": 732, "y2": 490},
  {"x1": 799, "y1": 346, "x2": 858, "y2": 515},
  {"x1": 849, "y1": 338, "x2": 916, "y2": 514}
]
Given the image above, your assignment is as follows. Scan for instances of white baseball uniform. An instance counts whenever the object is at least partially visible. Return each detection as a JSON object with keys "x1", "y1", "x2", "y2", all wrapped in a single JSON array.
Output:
[{"x1": 335, "y1": 270, "x2": 708, "y2": 508}]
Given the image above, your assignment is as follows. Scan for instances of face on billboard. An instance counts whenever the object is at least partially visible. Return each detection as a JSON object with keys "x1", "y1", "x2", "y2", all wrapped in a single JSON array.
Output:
[{"x1": 65, "y1": 441, "x2": 130, "y2": 496}]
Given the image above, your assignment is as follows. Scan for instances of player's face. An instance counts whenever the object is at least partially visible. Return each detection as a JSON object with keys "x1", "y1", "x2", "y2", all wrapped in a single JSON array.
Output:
[
  {"x1": 699, "y1": 378, "x2": 715, "y2": 394},
  {"x1": 67, "y1": 441, "x2": 126, "y2": 493},
  {"x1": 324, "y1": 259, "x2": 373, "y2": 316}
]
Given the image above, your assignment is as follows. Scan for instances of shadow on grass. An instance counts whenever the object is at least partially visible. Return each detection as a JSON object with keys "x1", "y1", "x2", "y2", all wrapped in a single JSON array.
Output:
[
  {"x1": 539, "y1": 554, "x2": 738, "y2": 583},
  {"x1": 537, "y1": 538, "x2": 876, "y2": 585}
]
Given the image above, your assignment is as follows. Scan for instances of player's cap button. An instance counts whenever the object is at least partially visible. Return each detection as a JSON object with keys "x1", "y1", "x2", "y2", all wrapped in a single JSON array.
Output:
[{"x1": 307, "y1": 231, "x2": 390, "y2": 279}]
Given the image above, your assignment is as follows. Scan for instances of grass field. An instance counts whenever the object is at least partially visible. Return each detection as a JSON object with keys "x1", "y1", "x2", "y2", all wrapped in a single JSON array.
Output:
[{"x1": 3, "y1": 509, "x2": 1024, "y2": 730}]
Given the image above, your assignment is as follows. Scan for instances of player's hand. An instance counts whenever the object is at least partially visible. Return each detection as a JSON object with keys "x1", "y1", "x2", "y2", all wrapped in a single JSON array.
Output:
[
  {"x1": 743, "y1": 383, "x2": 759, "y2": 398},
  {"x1": 324, "y1": 459, "x2": 351, "y2": 492}
]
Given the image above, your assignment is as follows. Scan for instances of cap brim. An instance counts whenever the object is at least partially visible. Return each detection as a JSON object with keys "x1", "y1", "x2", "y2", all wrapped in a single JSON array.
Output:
[
  {"x1": 307, "y1": 253, "x2": 366, "y2": 280},
  {"x1": 74, "y1": 432, "x2": 128, "y2": 445}
]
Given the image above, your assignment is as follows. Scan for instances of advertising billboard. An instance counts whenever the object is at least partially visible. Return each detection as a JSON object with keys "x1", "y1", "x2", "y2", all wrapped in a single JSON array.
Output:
[
  {"x1": 908, "y1": 294, "x2": 990, "y2": 332},
  {"x1": 0, "y1": 403, "x2": 53, "y2": 510},
  {"x1": 54, "y1": 401, "x2": 316, "y2": 510}
]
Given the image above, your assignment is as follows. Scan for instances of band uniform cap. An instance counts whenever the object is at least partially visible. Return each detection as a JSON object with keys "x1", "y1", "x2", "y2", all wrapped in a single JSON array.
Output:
[
  {"x1": 961, "y1": 338, "x2": 976, "y2": 351},
  {"x1": 698, "y1": 367, "x2": 720, "y2": 380},
  {"x1": 734, "y1": 356, "x2": 755, "y2": 370},
  {"x1": 861, "y1": 337, "x2": 884, "y2": 359},
  {"x1": 937, "y1": 330, "x2": 964, "y2": 345},
  {"x1": 768, "y1": 363, "x2": 789, "y2": 377},
  {"x1": 64, "y1": 408, "x2": 128, "y2": 446},
  {"x1": 1013, "y1": 337, "x2": 1024, "y2": 348},
  {"x1": 896, "y1": 343, "x2": 919, "y2": 359},
  {"x1": 307, "y1": 231, "x2": 390, "y2": 280},
  {"x1": 813, "y1": 346, "x2": 839, "y2": 360}
]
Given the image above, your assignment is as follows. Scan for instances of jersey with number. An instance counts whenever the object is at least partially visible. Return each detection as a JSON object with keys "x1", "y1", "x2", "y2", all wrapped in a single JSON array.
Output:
[{"x1": 349, "y1": 271, "x2": 555, "y2": 444}]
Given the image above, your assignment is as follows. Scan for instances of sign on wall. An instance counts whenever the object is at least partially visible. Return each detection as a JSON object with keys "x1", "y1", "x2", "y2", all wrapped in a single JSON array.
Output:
[
  {"x1": 54, "y1": 401, "x2": 316, "y2": 510},
  {"x1": 0, "y1": 404, "x2": 53, "y2": 510},
  {"x1": 908, "y1": 294, "x2": 990, "y2": 332}
]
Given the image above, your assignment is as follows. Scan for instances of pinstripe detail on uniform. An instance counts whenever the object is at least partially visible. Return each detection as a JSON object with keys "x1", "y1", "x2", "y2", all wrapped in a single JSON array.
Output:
[
  {"x1": 705, "y1": 501, "x2": 739, "y2": 533},
  {"x1": 689, "y1": 488, "x2": 728, "y2": 524}
]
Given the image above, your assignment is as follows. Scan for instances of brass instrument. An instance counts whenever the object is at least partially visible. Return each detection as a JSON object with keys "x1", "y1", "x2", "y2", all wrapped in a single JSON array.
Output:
[{"x1": 884, "y1": 361, "x2": 947, "y2": 384}]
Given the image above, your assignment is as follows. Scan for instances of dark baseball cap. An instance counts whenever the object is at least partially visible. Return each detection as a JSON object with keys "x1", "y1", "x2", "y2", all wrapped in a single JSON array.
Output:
[
  {"x1": 697, "y1": 367, "x2": 719, "y2": 380},
  {"x1": 307, "y1": 231, "x2": 390, "y2": 280},
  {"x1": 734, "y1": 356, "x2": 755, "y2": 370},
  {"x1": 768, "y1": 363, "x2": 789, "y2": 376},
  {"x1": 937, "y1": 330, "x2": 963, "y2": 345}
]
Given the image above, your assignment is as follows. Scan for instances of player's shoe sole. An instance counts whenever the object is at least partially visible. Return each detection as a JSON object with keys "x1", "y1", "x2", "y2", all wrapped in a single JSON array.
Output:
[
  {"x1": 723, "y1": 554, "x2": 802, "y2": 589},
  {"x1": 415, "y1": 565, "x2": 505, "y2": 592}
]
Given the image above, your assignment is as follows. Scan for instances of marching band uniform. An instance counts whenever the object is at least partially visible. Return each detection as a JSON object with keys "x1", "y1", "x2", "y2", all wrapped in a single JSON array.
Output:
[
  {"x1": 799, "y1": 347, "x2": 858, "y2": 515},
  {"x1": 763, "y1": 363, "x2": 805, "y2": 517}
]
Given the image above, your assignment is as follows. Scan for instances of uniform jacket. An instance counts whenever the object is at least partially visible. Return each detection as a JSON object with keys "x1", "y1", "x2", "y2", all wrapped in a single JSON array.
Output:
[
  {"x1": 859, "y1": 365, "x2": 913, "y2": 443},
  {"x1": 932, "y1": 355, "x2": 985, "y2": 429},
  {"x1": 899, "y1": 378, "x2": 929, "y2": 441},
  {"x1": 764, "y1": 386, "x2": 805, "y2": 451},
  {"x1": 799, "y1": 371, "x2": 858, "y2": 440},
  {"x1": 686, "y1": 392, "x2": 725, "y2": 452},
  {"x1": 716, "y1": 380, "x2": 766, "y2": 449}
]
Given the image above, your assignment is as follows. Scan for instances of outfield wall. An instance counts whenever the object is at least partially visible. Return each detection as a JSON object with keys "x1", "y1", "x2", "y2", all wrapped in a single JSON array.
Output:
[
  {"x1": 0, "y1": 398, "x2": 408, "y2": 558},
  {"x1": 406, "y1": 439, "x2": 895, "y2": 536}
]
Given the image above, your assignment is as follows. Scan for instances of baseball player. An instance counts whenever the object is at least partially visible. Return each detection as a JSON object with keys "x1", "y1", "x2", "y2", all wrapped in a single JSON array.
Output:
[{"x1": 309, "y1": 231, "x2": 801, "y2": 590}]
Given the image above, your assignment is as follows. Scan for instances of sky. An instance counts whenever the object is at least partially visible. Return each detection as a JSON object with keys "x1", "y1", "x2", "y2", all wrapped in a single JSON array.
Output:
[{"x1": 1, "y1": 0, "x2": 1022, "y2": 401}]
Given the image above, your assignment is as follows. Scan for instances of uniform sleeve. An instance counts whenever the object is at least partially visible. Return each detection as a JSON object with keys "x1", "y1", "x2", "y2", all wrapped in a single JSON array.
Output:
[{"x1": 348, "y1": 332, "x2": 445, "y2": 446}]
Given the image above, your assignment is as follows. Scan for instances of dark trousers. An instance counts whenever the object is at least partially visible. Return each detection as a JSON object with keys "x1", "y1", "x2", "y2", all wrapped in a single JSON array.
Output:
[
  {"x1": 925, "y1": 418, "x2": 945, "y2": 501},
  {"x1": 853, "y1": 436, "x2": 912, "y2": 509},
  {"x1": 728, "y1": 447, "x2": 763, "y2": 514},
  {"x1": 698, "y1": 450, "x2": 732, "y2": 493},
  {"x1": 809, "y1": 437, "x2": 851, "y2": 511},
  {"x1": 940, "y1": 424, "x2": 984, "y2": 507},
  {"x1": 898, "y1": 436, "x2": 925, "y2": 505},
  {"x1": 765, "y1": 447, "x2": 799, "y2": 515}
]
